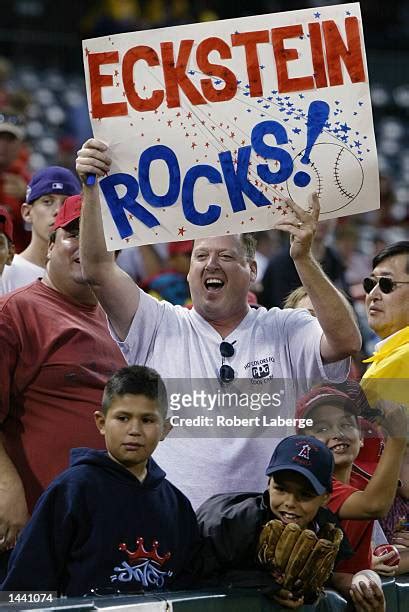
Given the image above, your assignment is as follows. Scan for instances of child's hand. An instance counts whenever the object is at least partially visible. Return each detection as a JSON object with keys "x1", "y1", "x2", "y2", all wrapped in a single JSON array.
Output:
[
  {"x1": 371, "y1": 551, "x2": 397, "y2": 576},
  {"x1": 272, "y1": 587, "x2": 304, "y2": 609},
  {"x1": 350, "y1": 581, "x2": 385, "y2": 612}
]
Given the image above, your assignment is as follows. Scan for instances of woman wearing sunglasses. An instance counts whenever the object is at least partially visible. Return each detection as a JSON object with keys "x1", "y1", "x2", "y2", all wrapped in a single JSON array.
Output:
[{"x1": 361, "y1": 241, "x2": 409, "y2": 409}]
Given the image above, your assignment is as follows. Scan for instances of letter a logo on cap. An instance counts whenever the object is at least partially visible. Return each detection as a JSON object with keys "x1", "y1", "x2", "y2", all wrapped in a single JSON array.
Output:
[
  {"x1": 298, "y1": 444, "x2": 311, "y2": 460},
  {"x1": 52, "y1": 182, "x2": 63, "y2": 190}
]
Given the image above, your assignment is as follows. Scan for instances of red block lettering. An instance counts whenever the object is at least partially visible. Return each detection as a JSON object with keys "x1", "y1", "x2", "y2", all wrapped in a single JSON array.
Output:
[
  {"x1": 161, "y1": 40, "x2": 206, "y2": 108},
  {"x1": 122, "y1": 46, "x2": 164, "y2": 112},
  {"x1": 271, "y1": 25, "x2": 315, "y2": 93},
  {"x1": 308, "y1": 22, "x2": 328, "y2": 89},
  {"x1": 323, "y1": 17, "x2": 366, "y2": 86},
  {"x1": 231, "y1": 31, "x2": 269, "y2": 97},
  {"x1": 88, "y1": 51, "x2": 127, "y2": 119},
  {"x1": 197, "y1": 37, "x2": 238, "y2": 103}
]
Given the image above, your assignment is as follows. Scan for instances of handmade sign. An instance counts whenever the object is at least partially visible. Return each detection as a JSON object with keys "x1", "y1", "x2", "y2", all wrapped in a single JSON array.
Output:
[{"x1": 83, "y1": 2, "x2": 379, "y2": 249}]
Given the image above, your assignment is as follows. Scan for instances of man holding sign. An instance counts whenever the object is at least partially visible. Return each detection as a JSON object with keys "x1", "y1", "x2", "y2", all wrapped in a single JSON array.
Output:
[{"x1": 76, "y1": 138, "x2": 360, "y2": 508}]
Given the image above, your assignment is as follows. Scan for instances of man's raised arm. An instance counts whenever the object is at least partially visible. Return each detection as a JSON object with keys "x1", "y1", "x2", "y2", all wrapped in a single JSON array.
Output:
[
  {"x1": 275, "y1": 193, "x2": 361, "y2": 363},
  {"x1": 76, "y1": 139, "x2": 140, "y2": 341}
]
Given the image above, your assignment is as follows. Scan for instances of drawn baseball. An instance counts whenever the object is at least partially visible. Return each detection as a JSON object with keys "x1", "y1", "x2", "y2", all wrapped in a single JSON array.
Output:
[
  {"x1": 287, "y1": 142, "x2": 364, "y2": 215},
  {"x1": 351, "y1": 569, "x2": 382, "y2": 594}
]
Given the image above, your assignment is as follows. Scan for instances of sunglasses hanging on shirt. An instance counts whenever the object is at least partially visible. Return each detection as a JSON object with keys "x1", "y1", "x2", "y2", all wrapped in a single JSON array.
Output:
[{"x1": 219, "y1": 340, "x2": 236, "y2": 384}]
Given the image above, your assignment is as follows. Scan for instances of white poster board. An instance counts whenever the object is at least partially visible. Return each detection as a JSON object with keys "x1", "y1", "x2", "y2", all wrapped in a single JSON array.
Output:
[{"x1": 83, "y1": 2, "x2": 379, "y2": 249}]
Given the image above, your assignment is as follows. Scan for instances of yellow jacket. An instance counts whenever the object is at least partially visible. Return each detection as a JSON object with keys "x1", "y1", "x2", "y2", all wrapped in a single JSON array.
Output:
[{"x1": 361, "y1": 326, "x2": 409, "y2": 407}]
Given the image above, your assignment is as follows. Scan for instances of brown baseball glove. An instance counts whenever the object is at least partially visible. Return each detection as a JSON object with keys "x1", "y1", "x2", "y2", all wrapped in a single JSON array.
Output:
[{"x1": 257, "y1": 519, "x2": 343, "y2": 600}]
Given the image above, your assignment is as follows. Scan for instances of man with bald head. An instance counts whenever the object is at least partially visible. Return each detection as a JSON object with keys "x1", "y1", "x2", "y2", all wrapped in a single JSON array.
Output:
[{"x1": 76, "y1": 139, "x2": 361, "y2": 508}]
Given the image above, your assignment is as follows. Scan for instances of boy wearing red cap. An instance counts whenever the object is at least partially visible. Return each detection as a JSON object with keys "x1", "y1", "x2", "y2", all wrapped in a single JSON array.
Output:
[
  {"x1": 0, "y1": 205, "x2": 14, "y2": 295},
  {"x1": 297, "y1": 385, "x2": 407, "y2": 597}
]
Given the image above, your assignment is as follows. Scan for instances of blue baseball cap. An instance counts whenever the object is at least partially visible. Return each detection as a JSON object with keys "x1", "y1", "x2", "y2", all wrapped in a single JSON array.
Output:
[
  {"x1": 266, "y1": 435, "x2": 334, "y2": 494},
  {"x1": 26, "y1": 166, "x2": 80, "y2": 204}
]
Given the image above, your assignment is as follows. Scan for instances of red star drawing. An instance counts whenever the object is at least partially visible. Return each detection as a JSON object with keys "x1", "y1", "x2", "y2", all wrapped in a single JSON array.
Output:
[
  {"x1": 230, "y1": 132, "x2": 235, "y2": 138},
  {"x1": 178, "y1": 227, "x2": 186, "y2": 236},
  {"x1": 249, "y1": 217, "x2": 255, "y2": 222},
  {"x1": 241, "y1": 140, "x2": 246, "y2": 145},
  {"x1": 114, "y1": 70, "x2": 119, "y2": 77},
  {"x1": 191, "y1": 142, "x2": 197, "y2": 149},
  {"x1": 85, "y1": 47, "x2": 90, "y2": 56},
  {"x1": 167, "y1": 120, "x2": 173, "y2": 127},
  {"x1": 205, "y1": 142, "x2": 209, "y2": 148},
  {"x1": 187, "y1": 112, "x2": 192, "y2": 119},
  {"x1": 128, "y1": 214, "x2": 134, "y2": 220}
]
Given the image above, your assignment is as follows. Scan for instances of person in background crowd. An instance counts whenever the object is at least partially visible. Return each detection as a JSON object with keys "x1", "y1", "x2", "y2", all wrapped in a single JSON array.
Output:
[
  {"x1": 1, "y1": 166, "x2": 80, "y2": 293},
  {"x1": 261, "y1": 219, "x2": 349, "y2": 309},
  {"x1": 0, "y1": 195, "x2": 126, "y2": 562},
  {"x1": 141, "y1": 240, "x2": 193, "y2": 305},
  {"x1": 297, "y1": 385, "x2": 407, "y2": 598},
  {"x1": 0, "y1": 206, "x2": 14, "y2": 296},
  {"x1": 0, "y1": 108, "x2": 30, "y2": 252}
]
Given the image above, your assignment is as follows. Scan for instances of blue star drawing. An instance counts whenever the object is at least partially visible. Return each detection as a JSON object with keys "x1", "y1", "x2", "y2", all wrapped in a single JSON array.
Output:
[
  {"x1": 340, "y1": 123, "x2": 351, "y2": 133},
  {"x1": 354, "y1": 140, "x2": 362, "y2": 148},
  {"x1": 299, "y1": 94, "x2": 305, "y2": 99},
  {"x1": 293, "y1": 128, "x2": 301, "y2": 134},
  {"x1": 314, "y1": 12, "x2": 321, "y2": 19},
  {"x1": 346, "y1": 11, "x2": 351, "y2": 16}
]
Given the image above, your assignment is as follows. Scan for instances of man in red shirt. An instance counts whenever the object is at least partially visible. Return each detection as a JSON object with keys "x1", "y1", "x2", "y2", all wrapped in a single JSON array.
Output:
[
  {"x1": 296, "y1": 385, "x2": 407, "y2": 598},
  {"x1": 0, "y1": 195, "x2": 126, "y2": 557}
]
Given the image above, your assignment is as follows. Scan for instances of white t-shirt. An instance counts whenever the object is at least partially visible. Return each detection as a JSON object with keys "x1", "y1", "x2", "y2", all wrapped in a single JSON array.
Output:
[
  {"x1": 112, "y1": 290, "x2": 349, "y2": 508},
  {"x1": 1, "y1": 254, "x2": 45, "y2": 293}
]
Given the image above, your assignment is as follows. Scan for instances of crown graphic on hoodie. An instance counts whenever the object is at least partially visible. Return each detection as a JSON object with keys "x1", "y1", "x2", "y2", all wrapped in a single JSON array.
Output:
[{"x1": 118, "y1": 537, "x2": 171, "y2": 566}]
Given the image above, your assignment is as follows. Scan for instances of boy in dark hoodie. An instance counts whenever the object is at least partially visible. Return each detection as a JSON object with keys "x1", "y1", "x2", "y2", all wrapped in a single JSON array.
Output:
[{"x1": 1, "y1": 365, "x2": 200, "y2": 597}]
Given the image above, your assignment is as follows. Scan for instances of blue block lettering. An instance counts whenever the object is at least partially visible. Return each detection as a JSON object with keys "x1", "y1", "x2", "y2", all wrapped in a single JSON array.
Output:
[
  {"x1": 219, "y1": 146, "x2": 270, "y2": 212},
  {"x1": 251, "y1": 121, "x2": 293, "y2": 184},
  {"x1": 139, "y1": 145, "x2": 180, "y2": 207},
  {"x1": 182, "y1": 165, "x2": 222, "y2": 226},
  {"x1": 100, "y1": 173, "x2": 160, "y2": 239}
]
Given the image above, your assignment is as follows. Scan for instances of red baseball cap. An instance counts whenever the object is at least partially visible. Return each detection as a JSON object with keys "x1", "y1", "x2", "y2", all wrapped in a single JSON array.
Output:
[
  {"x1": 0, "y1": 205, "x2": 13, "y2": 241},
  {"x1": 53, "y1": 194, "x2": 82, "y2": 230},
  {"x1": 168, "y1": 240, "x2": 193, "y2": 256},
  {"x1": 295, "y1": 385, "x2": 358, "y2": 424},
  {"x1": 354, "y1": 418, "x2": 384, "y2": 476}
]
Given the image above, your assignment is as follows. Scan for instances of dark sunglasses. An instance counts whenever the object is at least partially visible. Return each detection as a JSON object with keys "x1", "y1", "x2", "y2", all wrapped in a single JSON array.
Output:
[
  {"x1": 219, "y1": 340, "x2": 236, "y2": 383},
  {"x1": 363, "y1": 276, "x2": 409, "y2": 294}
]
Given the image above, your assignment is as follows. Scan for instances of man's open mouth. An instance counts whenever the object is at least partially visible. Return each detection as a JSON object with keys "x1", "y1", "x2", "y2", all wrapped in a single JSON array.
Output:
[{"x1": 204, "y1": 278, "x2": 225, "y2": 291}]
